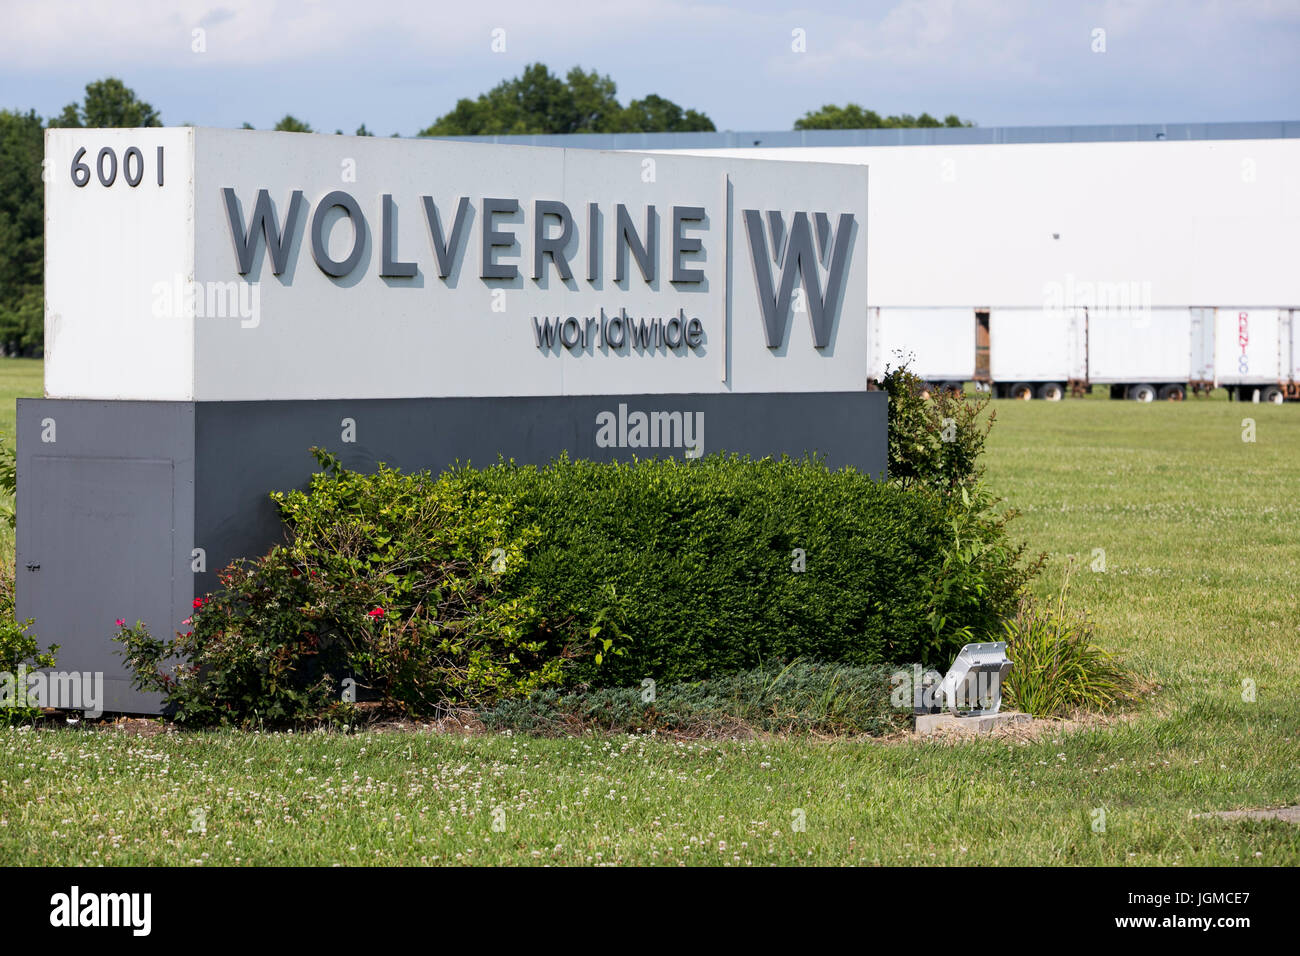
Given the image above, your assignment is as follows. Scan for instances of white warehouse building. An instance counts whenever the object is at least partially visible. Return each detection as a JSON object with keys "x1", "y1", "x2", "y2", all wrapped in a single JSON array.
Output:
[{"x1": 444, "y1": 122, "x2": 1300, "y2": 401}]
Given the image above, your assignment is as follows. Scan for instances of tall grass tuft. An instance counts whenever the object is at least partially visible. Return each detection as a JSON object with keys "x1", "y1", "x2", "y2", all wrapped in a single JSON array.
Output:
[{"x1": 1002, "y1": 561, "x2": 1136, "y2": 717}]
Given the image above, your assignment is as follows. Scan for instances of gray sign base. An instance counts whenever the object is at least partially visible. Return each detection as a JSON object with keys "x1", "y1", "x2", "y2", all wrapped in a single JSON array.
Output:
[{"x1": 16, "y1": 392, "x2": 886, "y2": 714}]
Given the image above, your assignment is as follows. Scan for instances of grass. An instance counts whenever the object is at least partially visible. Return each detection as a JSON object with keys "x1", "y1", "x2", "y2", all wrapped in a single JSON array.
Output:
[
  {"x1": 1000, "y1": 562, "x2": 1138, "y2": 716},
  {"x1": 0, "y1": 357, "x2": 40, "y2": 556},
  {"x1": 2, "y1": 361, "x2": 1298, "y2": 865},
  {"x1": 0, "y1": 357, "x2": 40, "y2": 441}
]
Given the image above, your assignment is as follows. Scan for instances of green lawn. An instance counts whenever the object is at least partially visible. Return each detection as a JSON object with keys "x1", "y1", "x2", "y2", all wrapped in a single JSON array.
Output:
[
  {"x1": 0, "y1": 358, "x2": 41, "y2": 556},
  {"x1": 2, "y1": 367, "x2": 1298, "y2": 866},
  {"x1": 0, "y1": 357, "x2": 41, "y2": 440}
]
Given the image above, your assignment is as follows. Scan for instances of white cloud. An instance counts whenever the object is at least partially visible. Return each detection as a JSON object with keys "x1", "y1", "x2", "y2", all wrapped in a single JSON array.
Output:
[
  {"x1": 1, "y1": 0, "x2": 1295, "y2": 130},
  {"x1": 0, "y1": 0, "x2": 735, "y2": 69}
]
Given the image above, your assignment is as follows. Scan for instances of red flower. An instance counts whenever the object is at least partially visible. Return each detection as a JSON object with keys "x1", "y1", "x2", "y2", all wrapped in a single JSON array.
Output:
[
  {"x1": 368, "y1": 607, "x2": 385, "y2": 618},
  {"x1": 193, "y1": 598, "x2": 204, "y2": 609},
  {"x1": 115, "y1": 618, "x2": 125, "y2": 628}
]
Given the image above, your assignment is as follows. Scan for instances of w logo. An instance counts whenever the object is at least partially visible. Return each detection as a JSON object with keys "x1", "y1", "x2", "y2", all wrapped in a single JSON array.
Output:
[{"x1": 743, "y1": 210, "x2": 857, "y2": 349}]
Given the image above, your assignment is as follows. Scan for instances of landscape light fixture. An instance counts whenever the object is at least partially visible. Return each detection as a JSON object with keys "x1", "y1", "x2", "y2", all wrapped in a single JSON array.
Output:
[{"x1": 935, "y1": 642, "x2": 1013, "y2": 716}]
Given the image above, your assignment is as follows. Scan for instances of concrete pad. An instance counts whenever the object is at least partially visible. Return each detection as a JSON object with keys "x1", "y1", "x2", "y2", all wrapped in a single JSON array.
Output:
[
  {"x1": 914, "y1": 711, "x2": 1032, "y2": 735},
  {"x1": 1194, "y1": 806, "x2": 1300, "y2": 823}
]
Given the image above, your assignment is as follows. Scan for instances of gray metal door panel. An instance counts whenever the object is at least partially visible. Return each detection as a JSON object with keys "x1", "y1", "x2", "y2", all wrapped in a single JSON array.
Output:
[{"x1": 21, "y1": 457, "x2": 173, "y2": 712}]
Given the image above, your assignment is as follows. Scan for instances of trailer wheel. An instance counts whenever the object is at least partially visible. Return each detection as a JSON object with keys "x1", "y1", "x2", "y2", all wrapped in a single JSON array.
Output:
[
  {"x1": 1037, "y1": 382, "x2": 1064, "y2": 402},
  {"x1": 1009, "y1": 382, "x2": 1034, "y2": 401},
  {"x1": 1262, "y1": 386, "x2": 1284, "y2": 404},
  {"x1": 1128, "y1": 383, "x2": 1157, "y2": 403},
  {"x1": 1158, "y1": 384, "x2": 1186, "y2": 402}
]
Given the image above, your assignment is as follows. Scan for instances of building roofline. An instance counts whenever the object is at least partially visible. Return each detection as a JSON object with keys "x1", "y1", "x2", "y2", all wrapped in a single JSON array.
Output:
[{"x1": 427, "y1": 120, "x2": 1300, "y2": 150}]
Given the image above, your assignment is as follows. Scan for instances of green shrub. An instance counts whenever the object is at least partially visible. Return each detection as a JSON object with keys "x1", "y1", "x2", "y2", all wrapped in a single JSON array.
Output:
[
  {"x1": 1002, "y1": 563, "x2": 1137, "y2": 716},
  {"x1": 923, "y1": 484, "x2": 1044, "y2": 657},
  {"x1": 118, "y1": 450, "x2": 1037, "y2": 725},
  {"x1": 442, "y1": 453, "x2": 1035, "y2": 685},
  {"x1": 116, "y1": 553, "x2": 361, "y2": 727},
  {"x1": 879, "y1": 363, "x2": 993, "y2": 492},
  {"x1": 116, "y1": 449, "x2": 577, "y2": 726},
  {"x1": 0, "y1": 561, "x2": 58, "y2": 725},
  {"x1": 271, "y1": 450, "x2": 573, "y2": 705},
  {"x1": 0, "y1": 432, "x2": 15, "y2": 529},
  {"x1": 478, "y1": 660, "x2": 909, "y2": 737}
]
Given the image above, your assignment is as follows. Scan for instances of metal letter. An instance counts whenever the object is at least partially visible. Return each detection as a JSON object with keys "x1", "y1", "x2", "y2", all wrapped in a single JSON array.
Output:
[
  {"x1": 481, "y1": 197, "x2": 520, "y2": 280},
  {"x1": 615, "y1": 203, "x2": 656, "y2": 283},
  {"x1": 223, "y1": 188, "x2": 305, "y2": 276},
  {"x1": 671, "y1": 206, "x2": 705, "y2": 283},
  {"x1": 533, "y1": 200, "x2": 574, "y2": 281},
  {"x1": 423, "y1": 196, "x2": 471, "y2": 279},
  {"x1": 311, "y1": 190, "x2": 366, "y2": 278},
  {"x1": 380, "y1": 194, "x2": 417, "y2": 277}
]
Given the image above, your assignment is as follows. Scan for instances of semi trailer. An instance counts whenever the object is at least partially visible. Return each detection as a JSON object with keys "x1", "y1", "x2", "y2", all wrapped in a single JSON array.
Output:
[
  {"x1": 1208, "y1": 308, "x2": 1300, "y2": 403},
  {"x1": 644, "y1": 125, "x2": 1299, "y2": 401},
  {"x1": 866, "y1": 306, "x2": 1300, "y2": 401},
  {"x1": 985, "y1": 307, "x2": 1086, "y2": 401},
  {"x1": 866, "y1": 307, "x2": 976, "y2": 392}
]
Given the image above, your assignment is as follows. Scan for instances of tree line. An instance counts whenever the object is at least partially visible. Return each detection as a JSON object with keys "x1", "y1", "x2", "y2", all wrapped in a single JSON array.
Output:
[{"x1": 0, "y1": 69, "x2": 972, "y2": 355}]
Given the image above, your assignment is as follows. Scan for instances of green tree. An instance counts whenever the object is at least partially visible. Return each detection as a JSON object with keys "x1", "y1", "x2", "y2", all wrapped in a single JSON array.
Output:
[
  {"x1": 420, "y1": 63, "x2": 715, "y2": 136},
  {"x1": 0, "y1": 109, "x2": 46, "y2": 355},
  {"x1": 274, "y1": 114, "x2": 313, "y2": 133},
  {"x1": 49, "y1": 77, "x2": 161, "y2": 128},
  {"x1": 562, "y1": 66, "x2": 623, "y2": 133},
  {"x1": 794, "y1": 103, "x2": 973, "y2": 130},
  {"x1": 621, "y1": 94, "x2": 715, "y2": 133}
]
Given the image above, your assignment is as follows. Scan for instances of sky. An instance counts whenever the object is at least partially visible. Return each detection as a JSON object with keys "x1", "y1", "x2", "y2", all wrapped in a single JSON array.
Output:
[{"x1": 1, "y1": 0, "x2": 1297, "y2": 134}]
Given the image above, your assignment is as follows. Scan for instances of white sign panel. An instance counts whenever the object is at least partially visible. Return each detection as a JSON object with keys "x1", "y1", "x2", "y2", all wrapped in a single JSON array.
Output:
[{"x1": 44, "y1": 128, "x2": 869, "y2": 401}]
